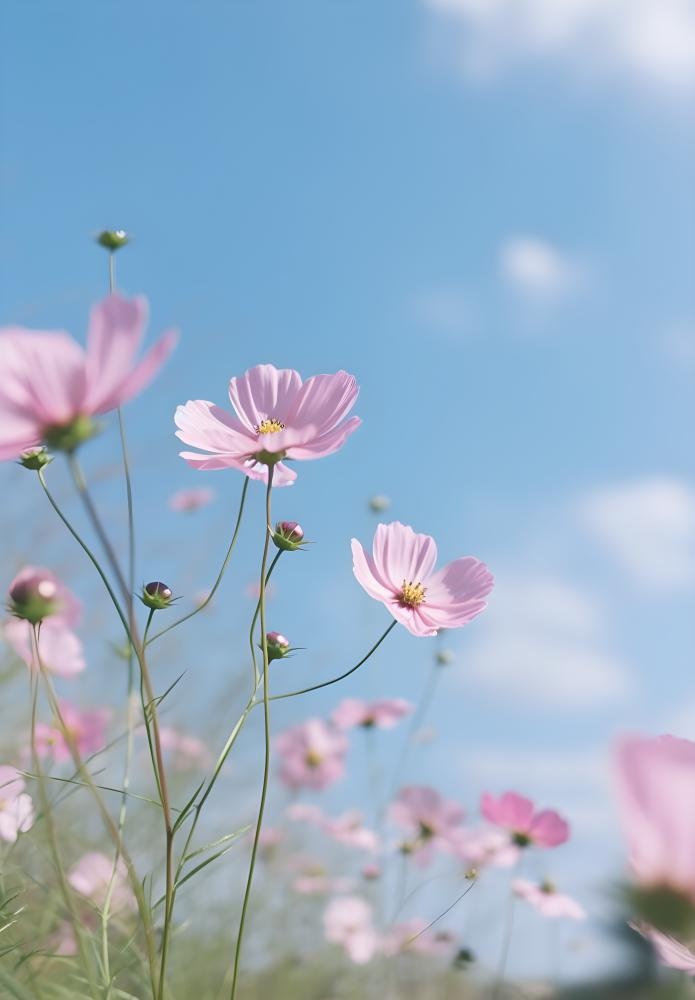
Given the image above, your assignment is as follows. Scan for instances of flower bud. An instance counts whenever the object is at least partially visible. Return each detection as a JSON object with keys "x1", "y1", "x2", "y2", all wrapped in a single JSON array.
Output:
[
  {"x1": 263, "y1": 631, "x2": 291, "y2": 661},
  {"x1": 140, "y1": 581, "x2": 174, "y2": 611},
  {"x1": 362, "y1": 863, "x2": 381, "y2": 881},
  {"x1": 9, "y1": 571, "x2": 59, "y2": 624},
  {"x1": 96, "y1": 229, "x2": 129, "y2": 251},
  {"x1": 18, "y1": 447, "x2": 53, "y2": 471},
  {"x1": 272, "y1": 521, "x2": 306, "y2": 552},
  {"x1": 368, "y1": 494, "x2": 391, "y2": 513},
  {"x1": 435, "y1": 649, "x2": 454, "y2": 667}
]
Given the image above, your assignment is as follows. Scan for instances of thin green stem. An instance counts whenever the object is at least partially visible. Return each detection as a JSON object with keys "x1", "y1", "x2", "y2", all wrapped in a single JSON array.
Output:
[
  {"x1": 492, "y1": 881, "x2": 518, "y2": 1000},
  {"x1": 230, "y1": 467, "x2": 274, "y2": 1000},
  {"x1": 267, "y1": 620, "x2": 397, "y2": 702},
  {"x1": 248, "y1": 550, "x2": 281, "y2": 685},
  {"x1": 108, "y1": 252, "x2": 115, "y2": 294},
  {"x1": 148, "y1": 478, "x2": 250, "y2": 646}
]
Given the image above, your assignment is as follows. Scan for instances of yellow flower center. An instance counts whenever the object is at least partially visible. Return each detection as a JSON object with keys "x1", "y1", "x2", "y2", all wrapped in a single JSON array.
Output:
[
  {"x1": 256, "y1": 418, "x2": 285, "y2": 435},
  {"x1": 399, "y1": 580, "x2": 426, "y2": 608},
  {"x1": 305, "y1": 750, "x2": 323, "y2": 768}
]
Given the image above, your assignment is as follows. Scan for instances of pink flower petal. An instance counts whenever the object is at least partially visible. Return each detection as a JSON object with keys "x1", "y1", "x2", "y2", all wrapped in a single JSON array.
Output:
[{"x1": 228, "y1": 364, "x2": 303, "y2": 432}]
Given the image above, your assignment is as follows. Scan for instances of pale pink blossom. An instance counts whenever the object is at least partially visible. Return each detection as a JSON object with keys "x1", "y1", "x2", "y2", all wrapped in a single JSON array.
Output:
[
  {"x1": 450, "y1": 826, "x2": 520, "y2": 869},
  {"x1": 0, "y1": 295, "x2": 177, "y2": 460},
  {"x1": 362, "y1": 863, "x2": 381, "y2": 881},
  {"x1": 34, "y1": 701, "x2": 109, "y2": 763},
  {"x1": 291, "y1": 860, "x2": 355, "y2": 896},
  {"x1": 46, "y1": 922, "x2": 78, "y2": 957},
  {"x1": 615, "y1": 734, "x2": 695, "y2": 900},
  {"x1": 158, "y1": 726, "x2": 212, "y2": 770},
  {"x1": 382, "y1": 919, "x2": 457, "y2": 957},
  {"x1": 634, "y1": 925, "x2": 695, "y2": 973},
  {"x1": 513, "y1": 879, "x2": 586, "y2": 920},
  {"x1": 390, "y1": 786, "x2": 465, "y2": 865},
  {"x1": 68, "y1": 852, "x2": 135, "y2": 914},
  {"x1": 287, "y1": 803, "x2": 380, "y2": 853},
  {"x1": 168, "y1": 487, "x2": 215, "y2": 512},
  {"x1": 4, "y1": 568, "x2": 85, "y2": 678},
  {"x1": 276, "y1": 719, "x2": 348, "y2": 790},
  {"x1": 481, "y1": 791, "x2": 569, "y2": 848},
  {"x1": 0, "y1": 766, "x2": 34, "y2": 843},
  {"x1": 352, "y1": 522, "x2": 493, "y2": 637},
  {"x1": 175, "y1": 363, "x2": 361, "y2": 485},
  {"x1": 323, "y1": 896, "x2": 379, "y2": 964},
  {"x1": 332, "y1": 698, "x2": 413, "y2": 731}
]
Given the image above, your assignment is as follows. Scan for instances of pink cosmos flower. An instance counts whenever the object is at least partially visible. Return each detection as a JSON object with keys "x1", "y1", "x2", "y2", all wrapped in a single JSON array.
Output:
[
  {"x1": 287, "y1": 803, "x2": 380, "y2": 853},
  {"x1": 4, "y1": 568, "x2": 85, "y2": 678},
  {"x1": 0, "y1": 766, "x2": 34, "y2": 843},
  {"x1": 615, "y1": 734, "x2": 695, "y2": 901},
  {"x1": 168, "y1": 487, "x2": 215, "y2": 512},
  {"x1": 68, "y1": 852, "x2": 135, "y2": 915},
  {"x1": 158, "y1": 726, "x2": 213, "y2": 770},
  {"x1": 34, "y1": 701, "x2": 109, "y2": 763},
  {"x1": 0, "y1": 295, "x2": 177, "y2": 460},
  {"x1": 513, "y1": 879, "x2": 586, "y2": 920},
  {"x1": 481, "y1": 792, "x2": 569, "y2": 848},
  {"x1": 382, "y1": 919, "x2": 457, "y2": 957},
  {"x1": 332, "y1": 698, "x2": 413, "y2": 731},
  {"x1": 276, "y1": 719, "x2": 348, "y2": 791},
  {"x1": 450, "y1": 826, "x2": 520, "y2": 869},
  {"x1": 390, "y1": 786, "x2": 465, "y2": 865},
  {"x1": 634, "y1": 925, "x2": 695, "y2": 973},
  {"x1": 323, "y1": 896, "x2": 379, "y2": 964},
  {"x1": 351, "y1": 522, "x2": 493, "y2": 637},
  {"x1": 175, "y1": 364, "x2": 361, "y2": 486}
]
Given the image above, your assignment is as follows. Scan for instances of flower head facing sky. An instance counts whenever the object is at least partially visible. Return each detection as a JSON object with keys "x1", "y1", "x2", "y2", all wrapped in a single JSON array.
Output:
[
  {"x1": 175, "y1": 363, "x2": 361, "y2": 485},
  {"x1": 481, "y1": 791, "x2": 570, "y2": 848},
  {"x1": 0, "y1": 295, "x2": 176, "y2": 460},
  {"x1": 351, "y1": 522, "x2": 493, "y2": 637},
  {"x1": 390, "y1": 785, "x2": 465, "y2": 865}
]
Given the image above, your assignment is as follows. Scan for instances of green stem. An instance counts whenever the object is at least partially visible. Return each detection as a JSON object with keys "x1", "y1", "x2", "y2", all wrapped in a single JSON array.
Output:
[
  {"x1": 148, "y1": 479, "x2": 250, "y2": 646},
  {"x1": 230, "y1": 467, "x2": 274, "y2": 1000},
  {"x1": 267, "y1": 620, "x2": 397, "y2": 702},
  {"x1": 248, "y1": 551, "x2": 281, "y2": 685}
]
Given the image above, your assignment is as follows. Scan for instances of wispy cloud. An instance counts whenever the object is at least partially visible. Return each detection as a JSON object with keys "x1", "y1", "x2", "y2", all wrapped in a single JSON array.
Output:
[
  {"x1": 578, "y1": 478, "x2": 695, "y2": 589},
  {"x1": 423, "y1": 0, "x2": 695, "y2": 95},
  {"x1": 499, "y1": 235, "x2": 582, "y2": 299},
  {"x1": 462, "y1": 575, "x2": 633, "y2": 708}
]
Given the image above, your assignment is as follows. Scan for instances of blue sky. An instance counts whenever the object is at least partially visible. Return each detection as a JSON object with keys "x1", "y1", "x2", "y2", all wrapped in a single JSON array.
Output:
[{"x1": 2, "y1": 0, "x2": 695, "y2": 984}]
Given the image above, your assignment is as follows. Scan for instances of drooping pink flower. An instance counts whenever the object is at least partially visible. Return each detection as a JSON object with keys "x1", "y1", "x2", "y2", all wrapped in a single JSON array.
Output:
[
  {"x1": 0, "y1": 767, "x2": 34, "y2": 843},
  {"x1": 382, "y1": 919, "x2": 457, "y2": 957},
  {"x1": 634, "y1": 925, "x2": 695, "y2": 973},
  {"x1": 513, "y1": 879, "x2": 586, "y2": 920},
  {"x1": 351, "y1": 522, "x2": 493, "y2": 637},
  {"x1": 332, "y1": 698, "x2": 413, "y2": 731},
  {"x1": 34, "y1": 701, "x2": 109, "y2": 764},
  {"x1": 481, "y1": 792, "x2": 569, "y2": 848},
  {"x1": 323, "y1": 896, "x2": 379, "y2": 964},
  {"x1": 168, "y1": 487, "x2": 215, "y2": 512},
  {"x1": 68, "y1": 852, "x2": 135, "y2": 914},
  {"x1": 175, "y1": 364, "x2": 361, "y2": 485},
  {"x1": 450, "y1": 826, "x2": 520, "y2": 869},
  {"x1": 615, "y1": 734, "x2": 695, "y2": 901},
  {"x1": 390, "y1": 786, "x2": 465, "y2": 865},
  {"x1": 0, "y1": 295, "x2": 177, "y2": 460},
  {"x1": 158, "y1": 726, "x2": 212, "y2": 770},
  {"x1": 287, "y1": 803, "x2": 380, "y2": 853},
  {"x1": 276, "y1": 719, "x2": 348, "y2": 791},
  {"x1": 4, "y1": 568, "x2": 85, "y2": 678}
]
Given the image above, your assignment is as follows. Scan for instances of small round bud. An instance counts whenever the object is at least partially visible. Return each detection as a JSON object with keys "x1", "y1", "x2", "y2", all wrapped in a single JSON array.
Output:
[
  {"x1": 96, "y1": 229, "x2": 129, "y2": 251},
  {"x1": 435, "y1": 648, "x2": 454, "y2": 667},
  {"x1": 368, "y1": 494, "x2": 391, "y2": 513},
  {"x1": 18, "y1": 447, "x2": 53, "y2": 471},
  {"x1": 362, "y1": 863, "x2": 381, "y2": 881},
  {"x1": 140, "y1": 581, "x2": 174, "y2": 611},
  {"x1": 9, "y1": 571, "x2": 59, "y2": 624},
  {"x1": 453, "y1": 947, "x2": 475, "y2": 969},
  {"x1": 263, "y1": 631, "x2": 291, "y2": 661},
  {"x1": 272, "y1": 520, "x2": 306, "y2": 552}
]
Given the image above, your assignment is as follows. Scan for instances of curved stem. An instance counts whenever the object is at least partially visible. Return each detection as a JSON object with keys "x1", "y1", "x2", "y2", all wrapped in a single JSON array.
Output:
[
  {"x1": 148, "y1": 479, "x2": 250, "y2": 646},
  {"x1": 268, "y1": 620, "x2": 397, "y2": 702},
  {"x1": 230, "y1": 468, "x2": 274, "y2": 1000}
]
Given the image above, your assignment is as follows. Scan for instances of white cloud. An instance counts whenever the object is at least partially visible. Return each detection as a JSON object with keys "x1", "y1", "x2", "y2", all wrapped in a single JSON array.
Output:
[
  {"x1": 423, "y1": 0, "x2": 695, "y2": 94},
  {"x1": 500, "y1": 236, "x2": 581, "y2": 298},
  {"x1": 579, "y1": 478, "x2": 695, "y2": 588},
  {"x1": 463, "y1": 575, "x2": 633, "y2": 708}
]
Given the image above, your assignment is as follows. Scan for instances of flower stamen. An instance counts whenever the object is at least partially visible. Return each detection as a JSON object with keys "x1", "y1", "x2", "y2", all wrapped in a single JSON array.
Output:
[
  {"x1": 255, "y1": 418, "x2": 285, "y2": 435},
  {"x1": 399, "y1": 579, "x2": 426, "y2": 608}
]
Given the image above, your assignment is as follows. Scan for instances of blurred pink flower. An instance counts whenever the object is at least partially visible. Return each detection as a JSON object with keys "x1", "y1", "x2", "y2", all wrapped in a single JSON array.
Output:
[
  {"x1": 175, "y1": 363, "x2": 361, "y2": 485},
  {"x1": 8, "y1": 566, "x2": 81, "y2": 625},
  {"x1": 276, "y1": 719, "x2": 348, "y2": 791},
  {"x1": 615, "y1": 734, "x2": 695, "y2": 900},
  {"x1": 634, "y1": 925, "x2": 695, "y2": 973},
  {"x1": 323, "y1": 896, "x2": 378, "y2": 964},
  {"x1": 382, "y1": 919, "x2": 457, "y2": 957},
  {"x1": 0, "y1": 295, "x2": 177, "y2": 460},
  {"x1": 450, "y1": 826, "x2": 520, "y2": 869},
  {"x1": 0, "y1": 766, "x2": 34, "y2": 843},
  {"x1": 390, "y1": 786, "x2": 465, "y2": 865},
  {"x1": 513, "y1": 879, "x2": 586, "y2": 920},
  {"x1": 4, "y1": 567, "x2": 85, "y2": 678},
  {"x1": 34, "y1": 701, "x2": 109, "y2": 763},
  {"x1": 291, "y1": 860, "x2": 355, "y2": 896},
  {"x1": 68, "y1": 852, "x2": 135, "y2": 914},
  {"x1": 45, "y1": 922, "x2": 78, "y2": 957},
  {"x1": 332, "y1": 697, "x2": 413, "y2": 731},
  {"x1": 168, "y1": 487, "x2": 215, "y2": 512},
  {"x1": 287, "y1": 803, "x2": 380, "y2": 853},
  {"x1": 481, "y1": 791, "x2": 569, "y2": 848},
  {"x1": 362, "y1": 863, "x2": 381, "y2": 881},
  {"x1": 158, "y1": 726, "x2": 212, "y2": 770},
  {"x1": 351, "y1": 522, "x2": 493, "y2": 637}
]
